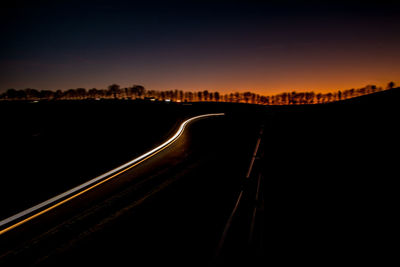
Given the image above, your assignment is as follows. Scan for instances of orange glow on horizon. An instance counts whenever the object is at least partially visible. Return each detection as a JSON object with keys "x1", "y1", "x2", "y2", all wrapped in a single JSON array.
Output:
[{"x1": 146, "y1": 79, "x2": 400, "y2": 96}]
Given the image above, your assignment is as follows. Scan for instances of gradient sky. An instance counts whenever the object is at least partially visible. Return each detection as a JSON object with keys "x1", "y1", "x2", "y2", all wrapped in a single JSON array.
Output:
[{"x1": 1, "y1": 0, "x2": 399, "y2": 94}]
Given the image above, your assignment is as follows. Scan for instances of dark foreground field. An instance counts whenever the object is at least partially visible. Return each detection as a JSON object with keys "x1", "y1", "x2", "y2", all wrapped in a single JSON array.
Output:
[
  {"x1": 0, "y1": 88, "x2": 398, "y2": 266},
  {"x1": 0, "y1": 100, "x2": 184, "y2": 220},
  {"x1": 261, "y1": 88, "x2": 399, "y2": 265},
  {"x1": 0, "y1": 100, "x2": 235, "y2": 221}
]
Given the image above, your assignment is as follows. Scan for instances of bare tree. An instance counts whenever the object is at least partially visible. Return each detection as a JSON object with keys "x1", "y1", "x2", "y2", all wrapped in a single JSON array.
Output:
[
  {"x1": 130, "y1": 85, "x2": 145, "y2": 99},
  {"x1": 88, "y1": 88, "x2": 99, "y2": 98},
  {"x1": 387, "y1": 81, "x2": 395, "y2": 90},
  {"x1": 243, "y1": 92, "x2": 252, "y2": 103},
  {"x1": 108, "y1": 84, "x2": 120, "y2": 99},
  {"x1": 234, "y1": 92, "x2": 240, "y2": 102},
  {"x1": 214, "y1": 92, "x2": 220, "y2": 102},
  {"x1": 76, "y1": 88, "x2": 87, "y2": 99},
  {"x1": 203, "y1": 90, "x2": 209, "y2": 101},
  {"x1": 179, "y1": 90, "x2": 184, "y2": 102}
]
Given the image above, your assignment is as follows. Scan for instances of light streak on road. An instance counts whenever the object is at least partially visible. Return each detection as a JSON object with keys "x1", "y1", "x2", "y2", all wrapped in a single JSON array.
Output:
[{"x1": 0, "y1": 113, "x2": 224, "y2": 235}]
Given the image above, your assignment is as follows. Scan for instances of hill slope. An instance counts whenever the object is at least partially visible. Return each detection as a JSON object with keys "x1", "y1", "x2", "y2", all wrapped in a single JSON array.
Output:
[{"x1": 263, "y1": 87, "x2": 399, "y2": 264}]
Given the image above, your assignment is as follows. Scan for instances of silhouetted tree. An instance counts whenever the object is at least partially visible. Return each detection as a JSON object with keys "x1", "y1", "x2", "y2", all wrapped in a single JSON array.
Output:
[
  {"x1": 224, "y1": 94, "x2": 229, "y2": 102},
  {"x1": 305, "y1": 92, "x2": 315, "y2": 104},
  {"x1": 41, "y1": 90, "x2": 55, "y2": 99},
  {"x1": 76, "y1": 88, "x2": 87, "y2": 99},
  {"x1": 55, "y1": 90, "x2": 63, "y2": 99},
  {"x1": 358, "y1": 87, "x2": 366, "y2": 96},
  {"x1": 365, "y1": 85, "x2": 377, "y2": 94},
  {"x1": 214, "y1": 92, "x2": 220, "y2": 102},
  {"x1": 259, "y1": 96, "x2": 267, "y2": 105},
  {"x1": 250, "y1": 93, "x2": 256, "y2": 104},
  {"x1": 209, "y1": 92, "x2": 214, "y2": 101},
  {"x1": 179, "y1": 90, "x2": 184, "y2": 102},
  {"x1": 108, "y1": 84, "x2": 120, "y2": 99},
  {"x1": 3, "y1": 80, "x2": 395, "y2": 105},
  {"x1": 349, "y1": 89, "x2": 355, "y2": 98},
  {"x1": 387, "y1": 81, "x2": 395, "y2": 90},
  {"x1": 130, "y1": 85, "x2": 145, "y2": 99},
  {"x1": 167, "y1": 90, "x2": 173, "y2": 100},
  {"x1": 290, "y1": 91, "x2": 297, "y2": 104},
  {"x1": 64, "y1": 89, "x2": 76, "y2": 99},
  {"x1": 234, "y1": 92, "x2": 240, "y2": 102},
  {"x1": 280, "y1": 92, "x2": 288, "y2": 105},
  {"x1": 326, "y1": 93, "x2": 333, "y2": 102},
  {"x1": 243, "y1": 92, "x2": 251, "y2": 103},
  {"x1": 203, "y1": 90, "x2": 209, "y2": 101},
  {"x1": 173, "y1": 90, "x2": 178, "y2": 101},
  {"x1": 24, "y1": 88, "x2": 40, "y2": 99},
  {"x1": 5, "y1": 89, "x2": 17, "y2": 99},
  {"x1": 88, "y1": 88, "x2": 99, "y2": 98}
]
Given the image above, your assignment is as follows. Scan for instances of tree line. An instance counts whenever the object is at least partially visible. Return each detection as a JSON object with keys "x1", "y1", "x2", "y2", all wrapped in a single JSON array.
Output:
[{"x1": 0, "y1": 81, "x2": 396, "y2": 105}]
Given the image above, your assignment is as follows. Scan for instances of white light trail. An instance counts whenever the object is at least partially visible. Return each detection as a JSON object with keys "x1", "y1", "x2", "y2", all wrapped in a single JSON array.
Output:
[{"x1": 0, "y1": 113, "x2": 224, "y2": 235}]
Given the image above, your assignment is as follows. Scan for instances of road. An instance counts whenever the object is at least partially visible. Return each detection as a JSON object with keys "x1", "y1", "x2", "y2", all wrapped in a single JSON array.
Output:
[
  {"x1": 1, "y1": 92, "x2": 396, "y2": 266},
  {"x1": 0, "y1": 113, "x2": 224, "y2": 235},
  {"x1": 0, "y1": 110, "x2": 264, "y2": 266}
]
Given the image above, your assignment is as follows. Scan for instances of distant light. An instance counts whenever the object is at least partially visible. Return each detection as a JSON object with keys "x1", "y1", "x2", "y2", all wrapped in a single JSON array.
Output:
[
  {"x1": 150, "y1": 98, "x2": 156, "y2": 102},
  {"x1": 165, "y1": 99, "x2": 171, "y2": 102}
]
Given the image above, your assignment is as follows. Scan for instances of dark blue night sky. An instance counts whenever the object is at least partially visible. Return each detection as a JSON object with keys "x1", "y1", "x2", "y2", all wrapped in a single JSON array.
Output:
[{"x1": 1, "y1": 0, "x2": 399, "y2": 94}]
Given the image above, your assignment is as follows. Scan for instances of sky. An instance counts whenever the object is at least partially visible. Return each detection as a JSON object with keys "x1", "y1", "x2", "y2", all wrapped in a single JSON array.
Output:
[{"x1": 1, "y1": 0, "x2": 399, "y2": 94}]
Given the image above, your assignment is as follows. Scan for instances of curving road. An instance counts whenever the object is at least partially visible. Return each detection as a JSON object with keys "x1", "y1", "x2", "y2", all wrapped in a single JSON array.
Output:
[
  {"x1": 0, "y1": 113, "x2": 225, "y2": 235},
  {"x1": 2, "y1": 94, "x2": 396, "y2": 266},
  {"x1": 0, "y1": 111, "x2": 262, "y2": 266}
]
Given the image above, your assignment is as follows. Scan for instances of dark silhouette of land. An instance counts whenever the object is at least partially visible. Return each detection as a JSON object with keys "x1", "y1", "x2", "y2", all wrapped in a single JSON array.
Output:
[
  {"x1": 224, "y1": 86, "x2": 399, "y2": 265},
  {"x1": 0, "y1": 87, "x2": 398, "y2": 266}
]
